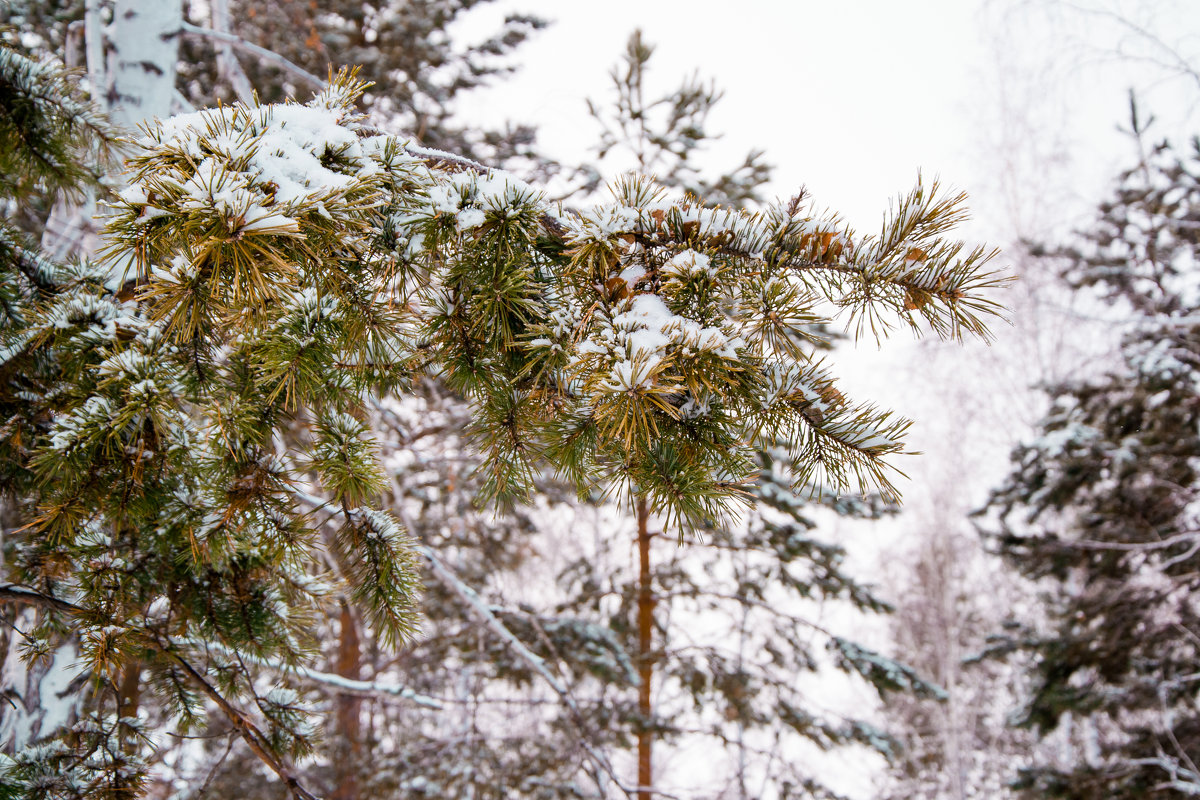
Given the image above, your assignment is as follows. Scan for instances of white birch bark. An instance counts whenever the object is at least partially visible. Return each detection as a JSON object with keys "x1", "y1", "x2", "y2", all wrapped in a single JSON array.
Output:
[
  {"x1": 108, "y1": 0, "x2": 182, "y2": 129},
  {"x1": 41, "y1": 0, "x2": 182, "y2": 261},
  {"x1": 0, "y1": 611, "x2": 87, "y2": 750}
]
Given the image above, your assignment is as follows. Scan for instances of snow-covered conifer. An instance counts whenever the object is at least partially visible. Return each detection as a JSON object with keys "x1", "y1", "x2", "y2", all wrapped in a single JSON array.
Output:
[
  {"x1": 0, "y1": 53, "x2": 1005, "y2": 798},
  {"x1": 982, "y1": 117, "x2": 1200, "y2": 798}
]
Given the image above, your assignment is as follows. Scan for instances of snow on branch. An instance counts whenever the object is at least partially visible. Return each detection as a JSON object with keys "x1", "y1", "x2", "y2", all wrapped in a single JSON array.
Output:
[
  {"x1": 192, "y1": 635, "x2": 443, "y2": 710},
  {"x1": 179, "y1": 22, "x2": 325, "y2": 89},
  {"x1": 0, "y1": 583, "x2": 86, "y2": 615},
  {"x1": 414, "y1": 537, "x2": 634, "y2": 797},
  {"x1": 292, "y1": 487, "x2": 633, "y2": 798},
  {"x1": 0, "y1": 584, "x2": 320, "y2": 800}
]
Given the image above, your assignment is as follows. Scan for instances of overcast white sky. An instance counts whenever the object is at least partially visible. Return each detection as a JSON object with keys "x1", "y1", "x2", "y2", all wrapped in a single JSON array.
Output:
[
  {"x1": 460, "y1": 0, "x2": 1200, "y2": 237},
  {"x1": 453, "y1": 5, "x2": 1200, "y2": 795}
]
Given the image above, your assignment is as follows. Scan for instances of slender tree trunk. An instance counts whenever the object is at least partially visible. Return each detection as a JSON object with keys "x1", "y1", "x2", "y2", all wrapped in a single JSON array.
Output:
[
  {"x1": 42, "y1": 0, "x2": 183, "y2": 262},
  {"x1": 636, "y1": 497, "x2": 654, "y2": 800},
  {"x1": 211, "y1": 0, "x2": 254, "y2": 102},
  {"x1": 734, "y1": 549, "x2": 750, "y2": 800},
  {"x1": 116, "y1": 657, "x2": 143, "y2": 797},
  {"x1": 117, "y1": 662, "x2": 141, "y2": 715},
  {"x1": 0, "y1": 611, "x2": 87, "y2": 750},
  {"x1": 117, "y1": 661, "x2": 141, "y2": 753},
  {"x1": 331, "y1": 600, "x2": 363, "y2": 800}
]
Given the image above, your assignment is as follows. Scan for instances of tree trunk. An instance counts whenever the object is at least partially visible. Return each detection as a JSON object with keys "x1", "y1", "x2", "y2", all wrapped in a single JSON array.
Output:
[
  {"x1": 636, "y1": 497, "x2": 654, "y2": 800},
  {"x1": 117, "y1": 660, "x2": 142, "y2": 756},
  {"x1": 331, "y1": 600, "x2": 363, "y2": 800},
  {"x1": 42, "y1": 0, "x2": 183, "y2": 262},
  {"x1": 109, "y1": 0, "x2": 182, "y2": 128},
  {"x1": 0, "y1": 610, "x2": 87, "y2": 751},
  {"x1": 84, "y1": 0, "x2": 105, "y2": 84}
]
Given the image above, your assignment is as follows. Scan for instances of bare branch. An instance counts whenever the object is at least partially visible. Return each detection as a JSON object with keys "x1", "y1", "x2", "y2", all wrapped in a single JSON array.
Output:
[
  {"x1": 156, "y1": 640, "x2": 321, "y2": 800},
  {"x1": 178, "y1": 22, "x2": 324, "y2": 90},
  {"x1": 1060, "y1": 1, "x2": 1200, "y2": 92},
  {"x1": 210, "y1": 0, "x2": 255, "y2": 103},
  {"x1": 196, "y1": 636, "x2": 443, "y2": 709},
  {"x1": 0, "y1": 584, "x2": 319, "y2": 800},
  {"x1": 0, "y1": 583, "x2": 85, "y2": 615}
]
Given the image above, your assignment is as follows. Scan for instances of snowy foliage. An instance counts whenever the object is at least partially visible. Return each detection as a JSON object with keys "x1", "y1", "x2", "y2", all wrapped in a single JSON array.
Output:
[
  {"x1": 984, "y1": 130, "x2": 1200, "y2": 799},
  {"x1": 0, "y1": 51, "x2": 1007, "y2": 799}
]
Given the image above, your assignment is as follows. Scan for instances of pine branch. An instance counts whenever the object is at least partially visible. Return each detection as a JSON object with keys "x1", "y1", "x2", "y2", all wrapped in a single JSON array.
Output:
[
  {"x1": 0, "y1": 583, "x2": 85, "y2": 615},
  {"x1": 0, "y1": 584, "x2": 319, "y2": 800},
  {"x1": 154, "y1": 639, "x2": 321, "y2": 800}
]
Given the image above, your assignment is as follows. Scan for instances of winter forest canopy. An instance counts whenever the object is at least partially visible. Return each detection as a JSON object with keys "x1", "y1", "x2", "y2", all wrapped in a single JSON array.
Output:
[{"x1": 0, "y1": 2, "x2": 1198, "y2": 800}]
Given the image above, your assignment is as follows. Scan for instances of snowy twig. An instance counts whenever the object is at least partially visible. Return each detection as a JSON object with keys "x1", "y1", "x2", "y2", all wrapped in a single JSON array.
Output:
[
  {"x1": 0, "y1": 583, "x2": 84, "y2": 615},
  {"x1": 210, "y1": 0, "x2": 255, "y2": 103},
  {"x1": 153, "y1": 635, "x2": 321, "y2": 800},
  {"x1": 1070, "y1": 530, "x2": 1200, "y2": 553},
  {"x1": 408, "y1": 531, "x2": 632, "y2": 797},
  {"x1": 0, "y1": 584, "x2": 319, "y2": 800},
  {"x1": 292, "y1": 487, "x2": 633, "y2": 798},
  {"x1": 1133, "y1": 756, "x2": 1200, "y2": 792},
  {"x1": 195, "y1": 636, "x2": 443, "y2": 709},
  {"x1": 178, "y1": 22, "x2": 325, "y2": 90},
  {"x1": 402, "y1": 142, "x2": 493, "y2": 175}
]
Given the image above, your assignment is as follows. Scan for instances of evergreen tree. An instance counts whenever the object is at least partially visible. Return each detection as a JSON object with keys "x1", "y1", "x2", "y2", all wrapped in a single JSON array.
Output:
[
  {"x1": 580, "y1": 29, "x2": 771, "y2": 207},
  {"x1": 248, "y1": 34, "x2": 988, "y2": 800},
  {"x1": 0, "y1": 57, "x2": 1005, "y2": 800},
  {"x1": 982, "y1": 114, "x2": 1200, "y2": 798},
  {"x1": 0, "y1": 35, "x2": 118, "y2": 760},
  {"x1": 0, "y1": 0, "x2": 547, "y2": 168},
  {"x1": 570, "y1": 35, "x2": 948, "y2": 798},
  {"x1": 0, "y1": 70, "x2": 431, "y2": 799}
]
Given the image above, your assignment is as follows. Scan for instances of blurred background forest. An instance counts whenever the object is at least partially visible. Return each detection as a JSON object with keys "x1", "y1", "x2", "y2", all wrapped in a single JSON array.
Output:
[{"x1": 2, "y1": 1, "x2": 1200, "y2": 798}]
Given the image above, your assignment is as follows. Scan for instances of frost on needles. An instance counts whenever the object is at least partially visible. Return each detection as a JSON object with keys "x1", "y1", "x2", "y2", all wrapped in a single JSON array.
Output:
[
  {"x1": 0, "y1": 66, "x2": 1008, "y2": 798},
  {"x1": 101, "y1": 70, "x2": 1007, "y2": 530}
]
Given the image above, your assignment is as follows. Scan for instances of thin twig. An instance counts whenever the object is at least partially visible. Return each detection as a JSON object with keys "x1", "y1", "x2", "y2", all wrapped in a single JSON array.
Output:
[
  {"x1": 292, "y1": 488, "x2": 635, "y2": 798},
  {"x1": 157, "y1": 640, "x2": 321, "y2": 800},
  {"x1": 0, "y1": 584, "x2": 320, "y2": 800},
  {"x1": 178, "y1": 22, "x2": 325, "y2": 89}
]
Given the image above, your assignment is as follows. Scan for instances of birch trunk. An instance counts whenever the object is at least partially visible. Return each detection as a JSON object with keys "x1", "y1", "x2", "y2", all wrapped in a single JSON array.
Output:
[
  {"x1": 41, "y1": 0, "x2": 183, "y2": 261},
  {"x1": 108, "y1": 0, "x2": 182, "y2": 129}
]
